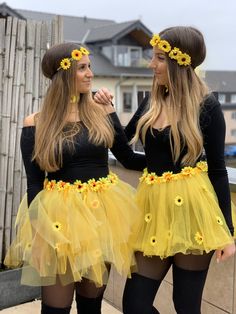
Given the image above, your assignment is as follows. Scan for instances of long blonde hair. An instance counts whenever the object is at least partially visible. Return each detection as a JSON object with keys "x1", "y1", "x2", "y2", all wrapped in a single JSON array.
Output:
[
  {"x1": 34, "y1": 43, "x2": 114, "y2": 172},
  {"x1": 132, "y1": 27, "x2": 209, "y2": 166}
]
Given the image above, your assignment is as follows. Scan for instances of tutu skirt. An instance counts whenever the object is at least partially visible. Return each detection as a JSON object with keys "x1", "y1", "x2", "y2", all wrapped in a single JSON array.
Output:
[
  {"x1": 135, "y1": 162, "x2": 235, "y2": 258},
  {"x1": 4, "y1": 172, "x2": 140, "y2": 286}
]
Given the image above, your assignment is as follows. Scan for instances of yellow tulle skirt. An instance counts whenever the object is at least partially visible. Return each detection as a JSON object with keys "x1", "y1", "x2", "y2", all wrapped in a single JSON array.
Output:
[
  {"x1": 4, "y1": 172, "x2": 140, "y2": 287},
  {"x1": 135, "y1": 162, "x2": 235, "y2": 258}
]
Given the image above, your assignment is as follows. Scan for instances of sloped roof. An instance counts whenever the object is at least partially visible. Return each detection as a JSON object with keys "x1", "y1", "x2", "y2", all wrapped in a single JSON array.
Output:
[
  {"x1": 86, "y1": 20, "x2": 151, "y2": 42},
  {"x1": 16, "y1": 8, "x2": 116, "y2": 42},
  {"x1": 205, "y1": 71, "x2": 236, "y2": 92},
  {"x1": 16, "y1": 9, "x2": 152, "y2": 46},
  {"x1": 0, "y1": 2, "x2": 24, "y2": 19}
]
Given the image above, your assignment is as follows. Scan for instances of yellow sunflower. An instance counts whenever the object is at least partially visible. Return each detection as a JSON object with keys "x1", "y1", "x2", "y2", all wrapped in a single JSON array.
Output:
[
  {"x1": 53, "y1": 221, "x2": 62, "y2": 231},
  {"x1": 60, "y1": 58, "x2": 71, "y2": 70},
  {"x1": 145, "y1": 213, "x2": 152, "y2": 223},
  {"x1": 162, "y1": 171, "x2": 174, "y2": 182},
  {"x1": 181, "y1": 166, "x2": 195, "y2": 177},
  {"x1": 91, "y1": 199, "x2": 100, "y2": 209},
  {"x1": 71, "y1": 49, "x2": 82, "y2": 60},
  {"x1": 169, "y1": 47, "x2": 181, "y2": 60},
  {"x1": 80, "y1": 47, "x2": 90, "y2": 55},
  {"x1": 88, "y1": 179, "x2": 101, "y2": 191},
  {"x1": 94, "y1": 249, "x2": 102, "y2": 258},
  {"x1": 150, "y1": 34, "x2": 161, "y2": 47},
  {"x1": 216, "y1": 216, "x2": 223, "y2": 226},
  {"x1": 158, "y1": 40, "x2": 171, "y2": 53},
  {"x1": 150, "y1": 236, "x2": 157, "y2": 246},
  {"x1": 194, "y1": 232, "x2": 203, "y2": 245},
  {"x1": 74, "y1": 180, "x2": 87, "y2": 193},
  {"x1": 177, "y1": 53, "x2": 191, "y2": 66},
  {"x1": 174, "y1": 195, "x2": 184, "y2": 207},
  {"x1": 145, "y1": 173, "x2": 157, "y2": 185},
  {"x1": 196, "y1": 161, "x2": 208, "y2": 172}
]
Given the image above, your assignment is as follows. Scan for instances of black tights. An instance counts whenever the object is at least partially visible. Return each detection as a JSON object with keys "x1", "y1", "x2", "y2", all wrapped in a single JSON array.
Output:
[
  {"x1": 123, "y1": 251, "x2": 214, "y2": 314},
  {"x1": 41, "y1": 277, "x2": 107, "y2": 314}
]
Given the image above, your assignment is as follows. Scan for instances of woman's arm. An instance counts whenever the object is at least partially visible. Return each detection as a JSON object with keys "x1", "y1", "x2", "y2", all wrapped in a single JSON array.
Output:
[
  {"x1": 21, "y1": 115, "x2": 45, "y2": 206},
  {"x1": 202, "y1": 95, "x2": 234, "y2": 235},
  {"x1": 109, "y1": 112, "x2": 146, "y2": 171}
]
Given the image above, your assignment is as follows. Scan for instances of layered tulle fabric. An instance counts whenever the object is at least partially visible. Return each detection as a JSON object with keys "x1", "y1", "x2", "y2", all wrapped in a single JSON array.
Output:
[
  {"x1": 135, "y1": 162, "x2": 235, "y2": 258},
  {"x1": 4, "y1": 173, "x2": 140, "y2": 286}
]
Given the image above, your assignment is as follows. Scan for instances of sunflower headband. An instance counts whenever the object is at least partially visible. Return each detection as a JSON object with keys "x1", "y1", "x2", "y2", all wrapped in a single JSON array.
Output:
[
  {"x1": 57, "y1": 47, "x2": 90, "y2": 71},
  {"x1": 150, "y1": 34, "x2": 191, "y2": 66}
]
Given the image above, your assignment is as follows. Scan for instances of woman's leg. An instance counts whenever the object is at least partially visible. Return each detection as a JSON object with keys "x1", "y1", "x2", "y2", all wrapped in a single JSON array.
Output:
[
  {"x1": 172, "y1": 252, "x2": 214, "y2": 314},
  {"x1": 41, "y1": 277, "x2": 74, "y2": 313},
  {"x1": 75, "y1": 278, "x2": 106, "y2": 314},
  {"x1": 123, "y1": 251, "x2": 172, "y2": 314}
]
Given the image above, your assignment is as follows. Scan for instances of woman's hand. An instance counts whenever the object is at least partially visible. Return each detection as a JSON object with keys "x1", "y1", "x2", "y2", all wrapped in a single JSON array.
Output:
[
  {"x1": 215, "y1": 242, "x2": 236, "y2": 263},
  {"x1": 94, "y1": 87, "x2": 113, "y2": 105}
]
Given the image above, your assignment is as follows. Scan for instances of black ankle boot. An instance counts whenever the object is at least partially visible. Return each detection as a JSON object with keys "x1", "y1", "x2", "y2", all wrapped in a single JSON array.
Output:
[
  {"x1": 76, "y1": 294, "x2": 103, "y2": 314},
  {"x1": 41, "y1": 303, "x2": 71, "y2": 314}
]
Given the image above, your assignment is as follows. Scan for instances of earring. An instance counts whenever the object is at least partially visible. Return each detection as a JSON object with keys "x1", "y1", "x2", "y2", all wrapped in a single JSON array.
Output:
[
  {"x1": 164, "y1": 85, "x2": 169, "y2": 94},
  {"x1": 71, "y1": 95, "x2": 79, "y2": 103}
]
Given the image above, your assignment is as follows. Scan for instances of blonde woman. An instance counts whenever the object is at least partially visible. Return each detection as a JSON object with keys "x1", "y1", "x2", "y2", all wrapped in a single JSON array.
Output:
[
  {"x1": 4, "y1": 43, "x2": 146, "y2": 314},
  {"x1": 95, "y1": 26, "x2": 235, "y2": 314}
]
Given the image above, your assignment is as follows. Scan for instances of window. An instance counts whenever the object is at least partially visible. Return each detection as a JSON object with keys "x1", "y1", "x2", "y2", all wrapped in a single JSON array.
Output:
[
  {"x1": 231, "y1": 129, "x2": 236, "y2": 137},
  {"x1": 218, "y1": 93, "x2": 226, "y2": 103},
  {"x1": 230, "y1": 94, "x2": 236, "y2": 103},
  {"x1": 138, "y1": 90, "x2": 150, "y2": 106},
  {"x1": 114, "y1": 46, "x2": 142, "y2": 67},
  {"x1": 231, "y1": 112, "x2": 236, "y2": 119},
  {"x1": 123, "y1": 92, "x2": 132, "y2": 112}
]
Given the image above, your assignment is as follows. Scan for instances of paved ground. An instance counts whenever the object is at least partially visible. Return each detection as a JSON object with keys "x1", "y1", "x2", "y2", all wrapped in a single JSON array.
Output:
[{"x1": 1, "y1": 300, "x2": 121, "y2": 313}]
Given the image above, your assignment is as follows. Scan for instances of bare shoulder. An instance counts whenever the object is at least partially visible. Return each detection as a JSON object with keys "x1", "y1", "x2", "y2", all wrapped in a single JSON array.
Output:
[{"x1": 23, "y1": 113, "x2": 38, "y2": 127}]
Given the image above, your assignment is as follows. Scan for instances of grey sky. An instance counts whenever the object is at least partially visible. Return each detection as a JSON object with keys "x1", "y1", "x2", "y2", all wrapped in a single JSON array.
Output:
[{"x1": 5, "y1": 0, "x2": 236, "y2": 71}]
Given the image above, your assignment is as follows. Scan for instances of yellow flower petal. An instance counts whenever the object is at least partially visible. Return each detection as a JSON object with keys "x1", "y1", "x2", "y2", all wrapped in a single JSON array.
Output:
[
  {"x1": 53, "y1": 221, "x2": 62, "y2": 231},
  {"x1": 174, "y1": 195, "x2": 184, "y2": 206},
  {"x1": 60, "y1": 58, "x2": 71, "y2": 70},
  {"x1": 80, "y1": 47, "x2": 90, "y2": 55},
  {"x1": 194, "y1": 232, "x2": 203, "y2": 245},
  {"x1": 150, "y1": 236, "x2": 157, "y2": 246},
  {"x1": 71, "y1": 49, "x2": 82, "y2": 61},
  {"x1": 158, "y1": 40, "x2": 171, "y2": 53},
  {"x1": 145, "y1": 213, "x2": 152, "y2": 223},
  {"x1": 216, "y1": 216, "x2": 223, "y2": 225}
]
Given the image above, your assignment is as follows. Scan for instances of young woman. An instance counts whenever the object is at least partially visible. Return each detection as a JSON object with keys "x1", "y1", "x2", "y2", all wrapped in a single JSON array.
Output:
[
  {"x1": 4, "y1": 42, "x2": 146, "y2": 314},
  {"x1": 94, "y1": 26, "x2": 236, "y2": 314}
]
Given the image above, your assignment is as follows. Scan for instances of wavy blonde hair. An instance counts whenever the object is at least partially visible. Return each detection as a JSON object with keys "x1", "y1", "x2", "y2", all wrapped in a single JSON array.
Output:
[
  {"x1": 132, "y1": 26, "x2": 209, "y2": 166},
  {"x1": 34, "y1": 43, "x2": 114, "y2": 172}
]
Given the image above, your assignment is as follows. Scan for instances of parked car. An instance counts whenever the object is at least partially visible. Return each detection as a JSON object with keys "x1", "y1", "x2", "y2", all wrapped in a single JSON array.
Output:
[{"x1": 224, "y1": 145, "x2": 236, "y2": 157}]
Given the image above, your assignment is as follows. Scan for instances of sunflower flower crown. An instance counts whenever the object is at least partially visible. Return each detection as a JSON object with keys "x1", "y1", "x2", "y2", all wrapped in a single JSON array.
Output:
[
  {"x1": 57, "y1": 47, "x2": 90, "y2": 71},
  {"x1": 150, "y1": 34, "x2": 191, "y2": 66}
]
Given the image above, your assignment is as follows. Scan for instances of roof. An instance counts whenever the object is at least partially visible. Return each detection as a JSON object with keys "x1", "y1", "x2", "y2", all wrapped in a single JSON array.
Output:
[
  {"x1": 86, "y1": 20, "x2": 152, "y2": 47},
  {"x1": 205, "y1": 71, "x2": 236, "y2": 92},
  {"x1": 0, "y1": 2, "x2": 24, "y2": 19},
  {"x1": 15, "y1": 9, "x2": 152, "y2": 46},
  {"x1": 16, "y1": 8, "x2": 116, "y2": 42}
]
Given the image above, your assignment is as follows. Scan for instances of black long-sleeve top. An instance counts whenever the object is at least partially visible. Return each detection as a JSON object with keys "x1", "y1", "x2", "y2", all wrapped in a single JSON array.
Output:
[
  {"x1": 124, "y1": 93, "x2": 234, "y2": 235},
  {"x1": 21, "y1": 112, "x2": 146, "y2": 206}
]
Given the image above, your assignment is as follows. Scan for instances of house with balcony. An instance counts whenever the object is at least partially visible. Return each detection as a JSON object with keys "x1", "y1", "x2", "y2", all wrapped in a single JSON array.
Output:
[
  {"x1": 205, "y1": 71, "x2": 236, "y2": 145},
  {"x1": 0, "y1": 2, "x2": 153, "y2": 126}
]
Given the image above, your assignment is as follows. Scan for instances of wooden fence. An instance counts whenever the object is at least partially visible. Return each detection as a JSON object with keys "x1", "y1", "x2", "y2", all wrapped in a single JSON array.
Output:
[{"x1": 0, "y1": 16, "x2": 63, "y2": 264}]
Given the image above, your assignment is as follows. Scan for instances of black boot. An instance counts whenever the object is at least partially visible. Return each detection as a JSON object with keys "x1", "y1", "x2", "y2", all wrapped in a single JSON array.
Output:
[
  {"x1": 76, "y1": 293, "x2": 103, "y2": 314},
  {"x1": 41, "y1": 303, "x2": 71, "y2": 313},
  {"x1": 172, "y1": 264, "x2": 209, "y2": 314},
  {"x1": 123, "y1": 273, "x2": 161, "y2": 314}
]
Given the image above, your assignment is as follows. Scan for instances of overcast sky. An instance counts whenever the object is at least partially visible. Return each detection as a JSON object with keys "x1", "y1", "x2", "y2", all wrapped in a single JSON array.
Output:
[{"x1": 5, "y1": 0, "x2": 236, "y2": 71}]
